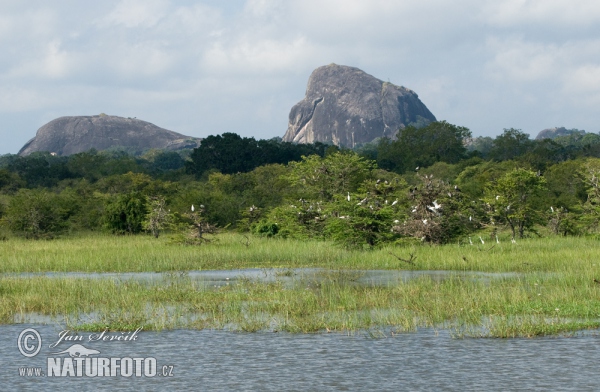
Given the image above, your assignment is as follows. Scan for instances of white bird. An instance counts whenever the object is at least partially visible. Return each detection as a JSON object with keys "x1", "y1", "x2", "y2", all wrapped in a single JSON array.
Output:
[
  {"x1": 550, "y1": 206, "x2": 554, "y2": 213},
  {"x1": 422, "y1": 219, "x2": 428, "y2": 225},
  {"x1": 496, "y1": 195, "x2": 500, "y2": 200},
  {"x1": 496, "y1": 235, "x2": 500, "y2": 244},
  {"x1": 391, "y1": 199, "x2": 398, "y2": 206},
  {"x1": 191, "y1": 204, "x2": 195, "y2": 212},
  {"x1": 469, "y1": 216, "x2": 472, "y2": 222},
  {"x1": 347, "y1": 192, "x2": 351, "y2": 202},
  {"x1": 479, "y1": 236, "x2": 485, "y2": 244},
  {"x1": 200, "y1": 205, "x2": 205, "y2": 209},
  {"x1": 412, "y1": 207, "x2": 417, "y2": 213},
  {"x1": 511, "y1": 238, "x2": 517, "y2": 244},
  {"x1": 415, "y1": 166, "x2": 420, "y2": 171},
  {"x1": 469, "y1": 237, "x2": 473, "y2": 245},
  {"x1": 432, "y1": 200, "x2": 441, "y2": 209},
  {"x1": 393, "y1": 219, "x2": 400, "y2": 224}
]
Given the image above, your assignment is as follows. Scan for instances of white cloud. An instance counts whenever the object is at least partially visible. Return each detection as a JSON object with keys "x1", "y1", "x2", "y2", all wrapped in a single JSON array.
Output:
[
  {"x1": 101, "y1": 0, "x2": 169, "y2": 28},
  {"x1": 483, "y1": 0, "x2": 600, "y2": 27},
  {"x1": 2, "y1": 0, "x2": 600, "y2": 154}
]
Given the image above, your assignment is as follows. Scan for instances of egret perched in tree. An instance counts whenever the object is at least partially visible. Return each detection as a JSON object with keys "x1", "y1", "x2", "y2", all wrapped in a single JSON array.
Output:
[
  {"x1": 550, "y1": 206, "x2": 554, "y2": 213},
  {"x1": 191, "y1": 204, "x2": 195, "y2": 212},
  {"x1": 391, "y1": 199, "x2": 398, "y2": 206},
  {"x1": 347, "y1": 192, "x2": 351, "y2": 202}
]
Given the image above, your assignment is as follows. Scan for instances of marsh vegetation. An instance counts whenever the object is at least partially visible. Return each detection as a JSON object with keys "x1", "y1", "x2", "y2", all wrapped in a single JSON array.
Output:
[{"x1": 1, "y1": 233, "x2": 599, "y2": 338}]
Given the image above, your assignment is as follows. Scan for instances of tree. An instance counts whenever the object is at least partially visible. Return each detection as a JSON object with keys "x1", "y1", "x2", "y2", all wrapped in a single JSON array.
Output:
[
  {"x1": 376, "y1": 121, "x2": 471, "y2": 174},
  {"x1": 484, "y1": 169, "x2": 547, "y2": 239},
  {"x1": 286, "y1": 151, "x2": 374, "y2": 201},
  {"x1": 2, "y1": 189, "x2": 71, "y2": 238},
  {"x1": 103, "y1": 192, "x2": 148, "y2": 234},
  {"x1": 488, "y1": 129, "x2": 534, "y2": 161},
  {"x1": 142, "y1": 196, "x2": 172, "y2": 238},
  {"x1": 393, "y1": 173, "x2": 479, "y2": 244}
]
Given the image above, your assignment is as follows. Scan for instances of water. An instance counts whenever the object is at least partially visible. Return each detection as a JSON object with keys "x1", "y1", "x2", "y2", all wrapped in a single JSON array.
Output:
[
  {"x1": 3, "y1": 268, "x2": 524, "y2": 288},
  {"x1": 3, "y1": 324, "x2": 599, "y2": 391}
]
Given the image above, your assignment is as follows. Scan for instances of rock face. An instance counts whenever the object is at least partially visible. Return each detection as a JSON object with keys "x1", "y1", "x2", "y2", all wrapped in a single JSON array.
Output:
[
  {"x1": 535, "y1": 127, "x2": 585, "y2": 140},
  {"x1": 18, "y1": 114, "x2": 201, "y2": 156},
  {"x1": 282, "y1": 64, "x2": 436, "y2": 148}
]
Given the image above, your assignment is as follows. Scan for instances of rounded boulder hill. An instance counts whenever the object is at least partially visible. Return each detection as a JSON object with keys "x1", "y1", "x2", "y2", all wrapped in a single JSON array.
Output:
[
  {"x1": 282, "y1": 64, "x2": 436, "y2": 148},
  {"x1": 18, "y1": 114, "x2": 202, "y2": 156}
]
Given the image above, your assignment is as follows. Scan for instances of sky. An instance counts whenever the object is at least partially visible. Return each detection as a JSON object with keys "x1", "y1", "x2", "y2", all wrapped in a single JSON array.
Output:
[{"x1": 1, "y1": 0, "x2": 600, "y2": 154}]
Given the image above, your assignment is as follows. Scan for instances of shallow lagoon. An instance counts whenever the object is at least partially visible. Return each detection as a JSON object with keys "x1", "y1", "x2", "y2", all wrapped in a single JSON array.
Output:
[
  {"x1": 3, "y1": 324, "x2": 600, "y2": 391},
  {"x1": 4, "y1": 268, "x2": 524, "y2": 288}
]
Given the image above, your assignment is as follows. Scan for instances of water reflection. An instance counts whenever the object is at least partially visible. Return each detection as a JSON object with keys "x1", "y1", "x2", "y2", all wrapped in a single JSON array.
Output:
[{"x1": 4, "y1": 268, "x2": 524, "y2": 288}]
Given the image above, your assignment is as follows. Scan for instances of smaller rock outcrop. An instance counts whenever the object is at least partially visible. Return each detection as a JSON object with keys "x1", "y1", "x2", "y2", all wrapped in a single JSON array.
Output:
[
  {"x1": 18, "y1": 114, "x2": 201, "y2": 156},
  {"x1": 535, "y1": 127, "x2": 586, "y2": 140}
]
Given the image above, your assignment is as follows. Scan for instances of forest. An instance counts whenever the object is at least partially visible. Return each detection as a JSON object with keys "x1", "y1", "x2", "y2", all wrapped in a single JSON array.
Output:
[{"x1": 1, "y1": 122, "x2": 600, "y2": 248}]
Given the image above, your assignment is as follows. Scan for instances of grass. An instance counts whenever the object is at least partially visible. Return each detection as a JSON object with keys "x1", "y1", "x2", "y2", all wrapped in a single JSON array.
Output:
[
  {"x1": 0, "y1": 231, "x2": 598, "y2": 273},
  {"x1": 1, "y1": 232, "x2": 599, "y2": 337}
]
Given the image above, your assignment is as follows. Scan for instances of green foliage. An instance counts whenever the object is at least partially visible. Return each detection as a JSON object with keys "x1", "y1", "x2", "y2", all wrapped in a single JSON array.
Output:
[
  {"x1": 253, "y1": 221, "x2": 279, "y2": 237},
  {"x1": 488, "y1": 128, "x2": 534, "y2": 161},
  {"x1": 455, "y1": 160, "x2": 520, "y2": 199},
  {"x1": 0, "y1": 168, "x2": 25, "y2": 194},
  {"x1": 484, "y1": 168, "x2": 547, "y2": 239},
  {"x1": 2, "y1": 189, "x2": 71, "y2": 238},
  {"x1": 580, "y1": 158, "x2": 600, "y2": 232},
  {"x1": 544, "y1": 160, "x2": 587, "y2": 209},
  {"x1": 103, "y1": 192, "x2": 148, "y2": 234},
  {"x1": 260, "y1": 203, "x2": 324, "y2": 239},
  {"x1": 376, "y1": 121, "x2": 471, "y2": 173},
  {"x1": 286, "y1": 151, "x2": 374, "y2": 201},
  {"x1": 324, "y1": 194, "x2": 398, "y2": 249},
  {"x1": 185, "y1": 133, "x2": 333, "y2": 177}
]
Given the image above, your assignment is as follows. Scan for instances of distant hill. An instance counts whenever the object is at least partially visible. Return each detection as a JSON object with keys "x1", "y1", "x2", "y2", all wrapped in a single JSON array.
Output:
[
  {"x1": 282, "y1": 64, "x2": 436, "y2": 148},
  {"x1": 18, "y1": 114, "x2": 201, "y2": 156}
]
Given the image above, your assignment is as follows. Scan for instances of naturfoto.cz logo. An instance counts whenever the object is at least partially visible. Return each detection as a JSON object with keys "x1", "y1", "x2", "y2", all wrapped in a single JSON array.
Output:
[{"x1": 17, "y1": 327, "x2": 175, "y2": 378}]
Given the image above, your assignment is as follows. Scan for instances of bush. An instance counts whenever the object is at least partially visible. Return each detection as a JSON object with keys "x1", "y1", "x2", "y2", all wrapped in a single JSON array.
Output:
[
  {"x1": 2, "y1": 189, "x2": 70, "y2": 239},
  {"x1": 103, "y1": 192, "x2": 148, "y2": 234}
]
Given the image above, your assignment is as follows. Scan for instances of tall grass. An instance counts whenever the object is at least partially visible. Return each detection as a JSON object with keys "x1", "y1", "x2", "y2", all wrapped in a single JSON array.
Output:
[
  {"x1": 0, "y1": 232, "x2": 598, "y2": 273},
  {"x1": 2, "y1": 232, "x2": 599, "y2": 337}
]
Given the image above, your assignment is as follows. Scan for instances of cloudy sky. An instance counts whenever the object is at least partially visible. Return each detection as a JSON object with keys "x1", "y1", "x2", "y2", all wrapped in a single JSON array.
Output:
[{"x1": 1, "y1": 0, "x2": 599, "y2": 154}]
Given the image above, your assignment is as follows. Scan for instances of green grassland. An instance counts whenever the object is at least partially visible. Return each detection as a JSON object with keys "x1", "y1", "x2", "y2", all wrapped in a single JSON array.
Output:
[{"x1": 2, "y1": 233, "x2": 600, "y2": 337}]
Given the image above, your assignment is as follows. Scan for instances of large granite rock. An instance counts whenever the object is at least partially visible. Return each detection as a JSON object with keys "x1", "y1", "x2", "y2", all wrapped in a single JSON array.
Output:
[
  {"x1": 18, "y1": 114, "x2": 201, "y2": 156},
  {"x1": 282, "y1": 64, "x2": 436, "y2": 148},
  {"x1": 535, "y1": 127, "x2": 585, "y2": 140}
]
